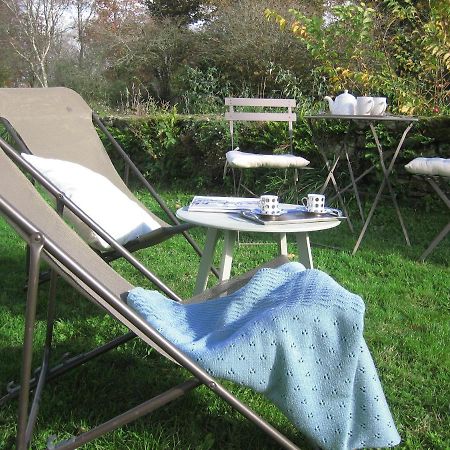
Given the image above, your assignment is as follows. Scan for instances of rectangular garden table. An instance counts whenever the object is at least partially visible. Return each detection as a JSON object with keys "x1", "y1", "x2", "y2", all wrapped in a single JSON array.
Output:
[{"x1": 305, "y1": 114, "x2": 419, "y2": 254}]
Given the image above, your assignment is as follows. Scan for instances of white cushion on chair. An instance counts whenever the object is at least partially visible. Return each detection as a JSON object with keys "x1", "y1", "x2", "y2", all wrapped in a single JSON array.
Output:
[
  {"x1": 226, "y1": 149, "x2": 310, "y2": 169},
  {"x1": 22, "y1": 153, "x2": 161, "y2": 250},
  {"x1": 405, "y1": 157, "x2": 450, "y2": 177}
]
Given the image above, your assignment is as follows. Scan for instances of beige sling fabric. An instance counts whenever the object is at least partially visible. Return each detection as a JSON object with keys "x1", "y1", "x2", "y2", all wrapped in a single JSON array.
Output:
[
  {"x1": 0, "y1": 87, "x2": 167, "y2": 227},
  {"x1": 0, "y1": 145, "x2": 289, "y2": 306}
]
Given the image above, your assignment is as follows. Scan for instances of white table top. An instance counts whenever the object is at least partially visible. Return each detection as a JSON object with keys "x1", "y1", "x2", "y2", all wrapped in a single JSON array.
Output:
[
  {"x1": 305, "y1": 113, "x2": 418, "y2": 123},
  {"x1": 176, "y1": 204, "x2": 342, "y2": 234}
]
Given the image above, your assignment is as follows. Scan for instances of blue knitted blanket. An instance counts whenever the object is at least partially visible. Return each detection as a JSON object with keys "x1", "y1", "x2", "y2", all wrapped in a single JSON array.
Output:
[{"x1": 127, "y1": 263, "x2": 400, "y2": 450}]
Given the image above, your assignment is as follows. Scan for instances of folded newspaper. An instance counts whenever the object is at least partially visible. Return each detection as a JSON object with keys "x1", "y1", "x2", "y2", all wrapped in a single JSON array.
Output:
[{"x1": 188, "y1": 196, "x2": 260, "y2": 212}]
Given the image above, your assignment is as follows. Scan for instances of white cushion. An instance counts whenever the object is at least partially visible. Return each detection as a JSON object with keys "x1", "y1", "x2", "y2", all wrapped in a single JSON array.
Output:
[
  {"x1": 405, "y1": 157, "x2": 450, "y2": 177},
  {"x1": 22, "y1": 154, "x2": 161, "y2": 250},
  {"x1": 226, "y1": 149, "x2": 310, "y2": 169}
]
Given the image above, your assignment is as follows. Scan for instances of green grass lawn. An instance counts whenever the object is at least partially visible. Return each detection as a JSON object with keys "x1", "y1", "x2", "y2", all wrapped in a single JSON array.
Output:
[{"x1": 0, "y1": 189, "x2": 449, "y2": 449}]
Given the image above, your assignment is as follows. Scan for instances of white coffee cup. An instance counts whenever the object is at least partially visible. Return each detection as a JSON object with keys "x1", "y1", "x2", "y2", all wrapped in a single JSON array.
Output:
[
  {"x1": 259, "y1": 194, "x2": 281, "y2": 215},
  {"x1": 302, "y1": 193, "x2": 326, "y2": 213},
  {"x1": 371, "y1": 97, "x2": 387, "y2": 115},
  {"x1": 356, "y1": 96, "x2": 374, "y2": 115}
]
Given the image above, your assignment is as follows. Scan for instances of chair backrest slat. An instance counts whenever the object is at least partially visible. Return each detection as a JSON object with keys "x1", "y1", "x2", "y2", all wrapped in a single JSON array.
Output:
[
  {"x1": 225, "y1": 97, "x2": 296, "y2": 108},
  {"x1": 224, "y1": 97, "x2": 297, "y2": 154},
  {"x1": 225, "y1": 112, "x2": 297, "y2": 122}
]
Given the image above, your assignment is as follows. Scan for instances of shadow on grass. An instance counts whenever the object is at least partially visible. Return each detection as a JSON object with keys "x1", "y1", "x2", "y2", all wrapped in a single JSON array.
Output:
[
  {"x1": 1, "y1": 343, "x2": 309, "y2": 450},
  {"x1": 0, "y1": 262, "x2": 129, "y2": 324}
]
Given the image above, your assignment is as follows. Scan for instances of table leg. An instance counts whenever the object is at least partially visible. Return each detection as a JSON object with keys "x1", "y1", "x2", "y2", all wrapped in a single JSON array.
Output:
[
  {"x1": 352, "y1": 123, "x2": 414, "y2": 254},
  {"x1": 370, "y1": 123, "x2": 411, "y2": 246},
  {"x1": 218, "y1": 230, "x2": 237, "y2": 282},
  {"x1": 319, "y1": 152, "x2": 354, "y2": 233},
  {"x1": 320, "y1": 156, "x2": 340, "y2": 194},
  {"x1": 307, "y1": 117, "x2": 354, "y2": 232},
  {"x1": 194, "y1": 227, "x2": 219, "y2": 295},
  {"x1": 277, "y1": 232, "x2": 288, "y2": 256},
  {"x1": 346, "y1": 151, "x2": 365, "y2": 222},
  {"x1": 296, "y1": 233, "x2": 313, "y2": 269},
  {"x1": 327, "y1": 167, "x2": 354, "y2": 233},
  {"x1": 328, "y1": 151, "x2": 394, "y2": 203}
]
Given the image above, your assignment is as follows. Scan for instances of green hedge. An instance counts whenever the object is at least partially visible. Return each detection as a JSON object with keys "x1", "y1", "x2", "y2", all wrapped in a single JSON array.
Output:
[
  {"x1": 102, "y1": 115, "x2": 229, "y2": 191},
  {"x1": 100, "y1": 114, "x2": 450, "y2": 198}
]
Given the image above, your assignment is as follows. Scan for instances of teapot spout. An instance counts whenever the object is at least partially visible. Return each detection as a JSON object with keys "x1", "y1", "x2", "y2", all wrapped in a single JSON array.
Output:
[{"x1": 324, "y1": 96, "x2": 334, "y2": 114}]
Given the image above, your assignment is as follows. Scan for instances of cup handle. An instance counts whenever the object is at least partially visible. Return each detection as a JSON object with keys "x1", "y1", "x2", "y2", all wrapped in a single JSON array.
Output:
[{"x1": 301, "y1": 197, "x2": 307, "y2": 207}]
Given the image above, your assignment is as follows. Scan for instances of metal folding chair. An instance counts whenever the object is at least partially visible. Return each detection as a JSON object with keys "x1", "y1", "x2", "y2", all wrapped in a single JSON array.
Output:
[{"x1": 224, "y1": 97, "x2": 309, "y2": 196}]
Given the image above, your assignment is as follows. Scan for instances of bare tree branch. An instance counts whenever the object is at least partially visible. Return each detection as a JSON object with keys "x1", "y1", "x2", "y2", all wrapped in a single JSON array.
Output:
[{"x1": 1, "y1": 0, "x2": 69, "y2": 85}]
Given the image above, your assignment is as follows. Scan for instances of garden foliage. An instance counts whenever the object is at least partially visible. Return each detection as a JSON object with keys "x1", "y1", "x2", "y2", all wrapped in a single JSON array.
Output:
[
  {"x1": 265, "y1": 0, "x2": 450, "y2": 115},
  {"x1": 0, "y1": 0, "x2": 448, "y2": 194},
  {"x1": 1, "y1": 1, "x2": 448, "y2": 117},
  {"x1": 101, "y1": 112, "x2": 449, "y2": 197}
]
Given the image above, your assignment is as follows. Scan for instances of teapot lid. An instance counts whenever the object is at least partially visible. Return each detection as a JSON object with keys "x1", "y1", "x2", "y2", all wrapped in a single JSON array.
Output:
[{"x1": 336, "y1": 90, "x2": 356, "y2": 101}]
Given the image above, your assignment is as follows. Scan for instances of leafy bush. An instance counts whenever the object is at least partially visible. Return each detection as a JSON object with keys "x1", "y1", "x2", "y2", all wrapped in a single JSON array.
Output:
[
  {"x1": 100, "y1": 112, "x2": 325, "y2": 194},
  {"x1": 265, "y1": 1, "x2": 450, "y2": 116},
  {"x1": 175, "y1": 66, "x2": 233, "y2": 114},
  {"x1": 190, "y1": 0, "x2": 316, "y2": 100},
  {"x1": 98, "y1": 112, "x2": 449, "y2": 199},
  {"x1": 101, "y1": 114, "x2": 231, "y2": 191}
]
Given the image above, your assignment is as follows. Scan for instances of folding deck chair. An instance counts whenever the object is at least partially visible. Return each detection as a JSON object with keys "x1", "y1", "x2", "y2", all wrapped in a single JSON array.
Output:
[
  {"x1": 1, "y1": 140, "x2": 401, "y2": 450},
  {"x1": 0, "y1": 139, "x2": 296, "y2": 449},
  {"x1": 405, "y1": 157, "x2": 450, "y2": 260},
  {"x1": 0, "y1": 87, "x2": 212, "y2": 270}
]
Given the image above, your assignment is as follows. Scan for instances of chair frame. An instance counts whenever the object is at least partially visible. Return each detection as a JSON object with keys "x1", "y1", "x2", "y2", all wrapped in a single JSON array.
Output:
[
  {"x1": 416, "y1": 175, "x2": 450, "y2": 260},
  {"x1": 0, "y1": 139, "x2": 298, "y2": 449},
  {"x1": 224, "y1": 97, "x2": 297, "y2": 196}
]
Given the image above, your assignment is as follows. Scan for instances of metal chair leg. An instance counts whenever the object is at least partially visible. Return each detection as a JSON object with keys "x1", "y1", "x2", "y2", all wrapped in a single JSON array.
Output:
[
  {"x1": 16, "y1": 234, "x2": 44, "y2": 450},
  {"x1": 419, "y1": 176, "x2": 450, "y2": 260},
  {"x1": 420, "y1": 222, "x2": 450, "y2": 261}
]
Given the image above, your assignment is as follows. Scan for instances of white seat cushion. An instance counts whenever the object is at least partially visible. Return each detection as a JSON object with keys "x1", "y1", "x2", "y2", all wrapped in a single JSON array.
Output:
[
  {"x1": 22, "y1": 154, "x2": 161, "y2": 250},
  {"x1": 226, "y1": 149, "x2": 310, "y2": 169},
  {"x1": 405, "y1": 157, "x2": 450, "y2": 177}
]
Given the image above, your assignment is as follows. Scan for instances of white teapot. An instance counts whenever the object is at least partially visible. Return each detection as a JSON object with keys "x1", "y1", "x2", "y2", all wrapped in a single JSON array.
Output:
[{"x1": 324, "y1": 90, "x2": 357, "y2": 115}]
